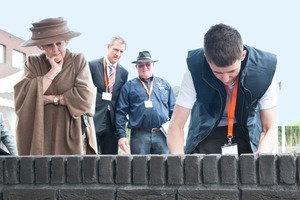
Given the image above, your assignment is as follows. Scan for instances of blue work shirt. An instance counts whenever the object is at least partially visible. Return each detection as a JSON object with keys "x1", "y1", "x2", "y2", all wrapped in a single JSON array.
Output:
[{"x1": 115, "y1": 76, "x2": 176, "y2": 139}]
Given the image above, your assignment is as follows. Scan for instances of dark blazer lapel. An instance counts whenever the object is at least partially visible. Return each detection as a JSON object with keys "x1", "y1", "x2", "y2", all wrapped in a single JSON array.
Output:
[
  {"x1": 97, "y1": 58, "x2": 107, "y2": 92},
  {"x1": 113, "y1": 64, "x2": 123, "y2": 89}
]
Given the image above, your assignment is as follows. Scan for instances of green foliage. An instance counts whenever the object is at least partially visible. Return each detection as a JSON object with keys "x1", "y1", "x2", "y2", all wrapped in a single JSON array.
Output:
[
  {"x1": 278, "y1": 126, "x2": 300, "y2": 153},
  {"x1": 295, "y1": 121, "x2": 300, "y2": 126}
]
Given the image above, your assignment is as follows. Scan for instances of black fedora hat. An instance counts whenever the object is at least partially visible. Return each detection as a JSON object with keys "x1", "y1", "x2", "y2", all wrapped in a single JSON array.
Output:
[{"x1": 132, "y1": 51, "x2": 158, "y2": 63}]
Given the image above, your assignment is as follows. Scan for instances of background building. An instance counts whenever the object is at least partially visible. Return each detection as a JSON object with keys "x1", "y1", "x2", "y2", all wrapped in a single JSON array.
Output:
[{"x1": 0, "y1": 29, "x2": 41, "y2": 135}]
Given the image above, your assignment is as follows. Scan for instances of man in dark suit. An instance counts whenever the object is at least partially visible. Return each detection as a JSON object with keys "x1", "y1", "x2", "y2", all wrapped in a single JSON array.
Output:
[{"x1": 89, "y1": 36, "x2": 128, "y2": 154}]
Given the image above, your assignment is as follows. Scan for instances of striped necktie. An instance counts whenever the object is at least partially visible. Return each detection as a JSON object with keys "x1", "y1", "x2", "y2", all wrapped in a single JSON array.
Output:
[{"x1": 108, "y1": 65, "x2": 115, "y2": 93}]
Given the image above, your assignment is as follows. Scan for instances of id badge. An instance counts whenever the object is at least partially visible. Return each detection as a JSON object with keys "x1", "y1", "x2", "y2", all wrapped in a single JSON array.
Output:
[
  {"x1": 102, "y1": 92, "x2": 112, "y2": 101},
  {"x1": 144, "y1": 100, "x2": 153, "y2": 108},
  {"x1": 221, "y1": 143, "x2": 238, "y2": 155}
]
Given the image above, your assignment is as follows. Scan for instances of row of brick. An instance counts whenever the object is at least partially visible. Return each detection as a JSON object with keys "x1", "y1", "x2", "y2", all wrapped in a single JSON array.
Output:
[
  {"x1": 3, "y1": 187, "x2": 300, "y2": 200},
  {"x1": 0, "y1": 154, "x2": 299, "y2": 186}
]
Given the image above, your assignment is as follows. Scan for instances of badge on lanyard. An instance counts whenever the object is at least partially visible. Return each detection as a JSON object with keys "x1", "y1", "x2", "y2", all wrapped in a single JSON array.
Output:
[
  {"x1": 222, "y1": 142, "x2": 238, "y2": 155},
  {"x1": 139, "y1": 77, "x2": 154, "y2": 108},
  {"x1": 144, "y1": 100, "x2": 153, "y2": 108},
  {"x1": 102, "y1": 92, "x2": 112, "y2": 101},
  {"x1": 102, "y1": 57, "x2": 114, "y2": 101},
  {"x1": 222, "y1": 137, "x2": 238, "y2": 155},
  {"x1": 221, "y1": 77, "x2": 239, "y2": 155}
]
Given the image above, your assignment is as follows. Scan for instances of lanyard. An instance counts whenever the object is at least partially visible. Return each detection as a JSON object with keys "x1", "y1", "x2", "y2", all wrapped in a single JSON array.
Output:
[
  {"x1": 138, "y1": 77, "x2": 154, "y2": 100},
  {"x1": 103, "y1": 58, "x2": 113, "y2": 92},
  {"x1": 225, "y1": 79, "x2": 239, "y2": 144}
]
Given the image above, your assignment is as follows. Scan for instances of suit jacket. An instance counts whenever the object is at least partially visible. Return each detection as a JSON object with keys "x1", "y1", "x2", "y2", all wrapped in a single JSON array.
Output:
[{"x1": 89, "y1": 58, "x2": 128, "y2": 133}]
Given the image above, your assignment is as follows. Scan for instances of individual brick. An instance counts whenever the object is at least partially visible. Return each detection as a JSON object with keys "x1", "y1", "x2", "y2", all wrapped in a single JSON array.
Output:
[
  {"x1": 132, "y1": 155, "x2": 149, "y2": 185},
  {"x1": 149, "y1": 155, "x2": 166, "y2": 185},
  {"x1": 241, "y1": 189, "x2": 300, "y2": 199},
  {"x1": 167, "y1": 155, "x2": 184, "y2": 185},
  {"x1": 258, "y1": 154, "x2": 276, "y2": 185},
  {"x1": 4, "y1": 157, "x2": 19, "y2": 184},
  {"x1": 82, "y1": 156, "x2": 98, "y2": 184},
  {"x1": 278, "y1": 154, "x2": 296, "y2": 184},
  {"x1": 202, "y1": 154, "x2": 220, "y2": 184},
  {"x1": 99, "y1": 156, "x2": 115, "y2": 184},
  {"x1": 50, "y1": 156, "x2": 65, "y2": 184},
  {"x1": 118, "y1": 188, "x2": 176, "y2": 200},
  {"x1": 19, "y1": 157, "x2": 34, "y2": 184},
  {"x1": 220, "y1": 155, "x2": 237, "y2": 184},
  {"x1": 116, "y1": 156, "x2": 131, "y2": 184},
  {"x1": 178, "y1": 188, "x2": 238, "y2": 199},
  {"x1": 184, "y1": 155, "x2": 202, "y2": 184},
  {"x1": 66, "y1": 156, "x2": 82, "y2": 184},
  {"x1": 2, "y1": 188, "x2": 56, "y2": 200},
  {"x1": 35, "y1": 157, "x2": 49, "y2": 184},
  {"x1": 239, "y1": 154, "x2": 257, "y2": 184},
  {"x1": 58, "y1": 189, "x2": 115, "y2": 200}
]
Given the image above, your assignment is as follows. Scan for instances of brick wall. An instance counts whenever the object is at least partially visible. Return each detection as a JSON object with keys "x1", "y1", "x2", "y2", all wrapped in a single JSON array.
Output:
[{"x1": 0, "y1": 154, "x2": 299, "y2": 200}]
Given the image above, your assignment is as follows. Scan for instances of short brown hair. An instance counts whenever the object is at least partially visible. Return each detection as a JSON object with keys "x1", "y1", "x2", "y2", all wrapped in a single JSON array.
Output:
[{"x1": 204, "y1": 23, "x2": 243, "y2": 67}]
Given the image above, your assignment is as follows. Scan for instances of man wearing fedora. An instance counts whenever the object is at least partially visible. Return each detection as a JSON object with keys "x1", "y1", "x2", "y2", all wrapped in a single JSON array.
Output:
[
  {"x1": 89, "y1": 36, "x2": 128, "y2": 154},
  {"x1": 115, "y1": 51, "x2": 175, "y2": 154},
  {"x1": 14, "y1": 17, "x2": 97, "y2": 155}
]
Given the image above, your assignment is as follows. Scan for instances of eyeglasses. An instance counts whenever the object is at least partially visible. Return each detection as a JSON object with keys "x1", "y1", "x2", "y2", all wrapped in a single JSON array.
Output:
[
  {"x1": 42, "y1": 41, "x2": 65, "y2": 50},
  {"x1": 137, "y1": 63, "x2": 152, "y2": 68}
]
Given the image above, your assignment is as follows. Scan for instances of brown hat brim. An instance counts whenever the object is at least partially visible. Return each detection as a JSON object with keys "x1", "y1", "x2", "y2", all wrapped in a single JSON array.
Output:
[{"x1": 21, "y1": 31, "x2": 81, "y2": 47}]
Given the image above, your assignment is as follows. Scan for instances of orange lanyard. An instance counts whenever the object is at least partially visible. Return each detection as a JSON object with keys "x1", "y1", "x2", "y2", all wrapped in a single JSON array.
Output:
[
  {"x1": 138, "y1": 77, "x2": 154, "y2": 100},
  {"x1": 225, "y1": 80, "x2": 238, "y2": 144},
  {"x1": 103, "y1": 58, "x2": 111, "y2": 92}
]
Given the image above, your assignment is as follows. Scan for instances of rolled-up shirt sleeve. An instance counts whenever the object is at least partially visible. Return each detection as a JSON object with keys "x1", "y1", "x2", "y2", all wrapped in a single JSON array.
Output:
[
  {"x1": 258, "y1": 76, "x2": 278, "y2": 110},
  {"x1": 176, "y1": 69, "x2": 196, "y2": 109}
]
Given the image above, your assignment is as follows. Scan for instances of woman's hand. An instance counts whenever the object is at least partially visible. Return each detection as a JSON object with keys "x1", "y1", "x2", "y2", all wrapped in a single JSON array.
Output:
[
  {"x1": 43, "y1": 55, "x2": 64, "y2": 94},
  {"x1": 48, "y1": 55, "x2": 63, "y2": 73}
]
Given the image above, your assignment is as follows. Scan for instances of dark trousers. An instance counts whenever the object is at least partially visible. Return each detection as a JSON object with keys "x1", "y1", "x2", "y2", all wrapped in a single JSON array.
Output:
[
  {"x1": 130, "y1": 129, "x2": 169, "y2": 154},
  {"x1": 96, "y1": 111, "x2": 118, "y2": 155},
  {"x1": 192, "y1": 124, "x2": 253, "y2": 155}
]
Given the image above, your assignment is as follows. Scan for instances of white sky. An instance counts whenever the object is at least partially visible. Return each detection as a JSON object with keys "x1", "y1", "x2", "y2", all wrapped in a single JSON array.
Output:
[{"x1": 1, "y1": 0, "x2": 299, "y2": 125}]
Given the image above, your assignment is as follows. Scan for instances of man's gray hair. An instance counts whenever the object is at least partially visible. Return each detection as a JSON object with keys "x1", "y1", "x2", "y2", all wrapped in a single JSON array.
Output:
[{"x1": 109, "y1": 36, "x2": 127, "y2": 49}]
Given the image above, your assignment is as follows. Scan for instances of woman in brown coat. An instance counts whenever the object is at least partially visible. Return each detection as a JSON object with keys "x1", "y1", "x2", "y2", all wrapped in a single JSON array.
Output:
[{"x1": 14, "y1": 17, "x2": 98, "y2": 155}]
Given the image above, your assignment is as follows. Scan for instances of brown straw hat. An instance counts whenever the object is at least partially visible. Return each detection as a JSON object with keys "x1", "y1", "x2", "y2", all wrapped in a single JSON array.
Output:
[
  {"x1": 22, "y1": 17, "x2": 81, "y2": 47},
  {"x1": 132, "y1": 51, "x2": 158, "y2": 63}
]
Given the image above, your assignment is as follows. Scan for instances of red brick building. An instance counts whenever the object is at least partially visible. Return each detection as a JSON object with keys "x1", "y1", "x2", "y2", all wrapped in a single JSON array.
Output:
[{"x1": 0, "y1": 29, "x2": 41, "y2": 135}]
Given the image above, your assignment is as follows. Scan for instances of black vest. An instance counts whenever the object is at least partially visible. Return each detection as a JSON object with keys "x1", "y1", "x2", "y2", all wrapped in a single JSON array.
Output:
[{"x1": 185, "y1": 45, "x2": 277, "y2": 154}]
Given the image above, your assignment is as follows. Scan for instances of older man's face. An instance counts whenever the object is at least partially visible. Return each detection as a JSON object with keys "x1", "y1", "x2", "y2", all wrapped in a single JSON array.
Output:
[{"x1": 136, "y1": 62, "x2": 154, "y2": 80}]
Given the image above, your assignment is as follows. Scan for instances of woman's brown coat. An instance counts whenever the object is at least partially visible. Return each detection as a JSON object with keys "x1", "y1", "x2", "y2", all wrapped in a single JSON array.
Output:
[{"x1": 14, "y1": 49, "x2": 98, "y2": 155}]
